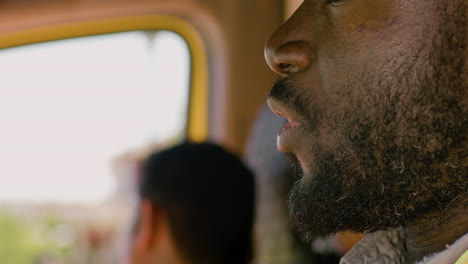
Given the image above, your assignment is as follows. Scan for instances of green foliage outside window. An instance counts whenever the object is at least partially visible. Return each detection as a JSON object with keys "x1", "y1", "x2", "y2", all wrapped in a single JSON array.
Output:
[{"x1": 0, "y1": 209, "x2": 72, "y2": 264}]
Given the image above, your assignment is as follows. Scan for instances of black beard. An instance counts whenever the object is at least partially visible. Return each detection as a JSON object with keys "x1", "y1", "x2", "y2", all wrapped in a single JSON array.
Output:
[{"x1": 282, "y1": 1, "x2": 467, "y2": 240}]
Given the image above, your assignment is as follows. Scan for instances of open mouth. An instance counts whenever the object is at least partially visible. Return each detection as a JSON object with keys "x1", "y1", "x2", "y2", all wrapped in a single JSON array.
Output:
[
  {"x1": 276, "y1": 112, "x2": 301, "y2": 136},
  {"x1": 267, "y1": 98, "x2": 303, "y2": 152}
]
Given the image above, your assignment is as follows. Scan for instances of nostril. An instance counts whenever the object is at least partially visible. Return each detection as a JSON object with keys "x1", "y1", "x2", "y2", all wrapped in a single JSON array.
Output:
[
  {"x1": 278, "y1": 63, "x2": 300, "y2": 74},
  {"x1": 279, "y1": 63, "x2": 290, "y2": 69},
  {"x1": 265, "y1": 41, "x2": 314, "y2": 75}
]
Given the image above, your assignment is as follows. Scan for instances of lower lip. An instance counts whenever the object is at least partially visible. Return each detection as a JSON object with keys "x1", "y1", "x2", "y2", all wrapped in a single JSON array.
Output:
[{"x1": 277, "y1": 121, "x2": 302, "y2": 152}]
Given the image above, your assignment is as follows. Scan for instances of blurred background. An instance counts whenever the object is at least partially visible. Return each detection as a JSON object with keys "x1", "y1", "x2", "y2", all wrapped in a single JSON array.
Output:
[{"x1": 0, "y1": 30, "x2": 189, "y2": 264}]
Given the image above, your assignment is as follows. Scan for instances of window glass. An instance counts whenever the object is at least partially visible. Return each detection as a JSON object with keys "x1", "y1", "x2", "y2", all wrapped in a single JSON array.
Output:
[
  {"x1": 0, "y1": 30, "x2": 190, "y2": 263},
  {"x1": 284, "y1": 0, "x2": 303, "y2": 19}
]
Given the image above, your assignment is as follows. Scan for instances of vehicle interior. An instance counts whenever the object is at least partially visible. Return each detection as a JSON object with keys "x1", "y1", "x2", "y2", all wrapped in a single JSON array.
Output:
[{"x1": 0, "y1": 0, "x2": 363, "y2": 263}]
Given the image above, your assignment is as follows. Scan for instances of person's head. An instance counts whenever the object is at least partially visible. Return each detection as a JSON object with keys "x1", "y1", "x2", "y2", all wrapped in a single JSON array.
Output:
[
  {"x1": 265, "y1": 0, "x2": 467, "y2": 240},
  {"x1": 126, "y1": 142, "x2": 255, "y2": 264}
]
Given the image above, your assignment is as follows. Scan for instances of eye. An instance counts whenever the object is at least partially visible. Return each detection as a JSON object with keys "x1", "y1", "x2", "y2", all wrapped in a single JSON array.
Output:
[{"x1": 325, "y1": 0, "x2": 346, "y2": 6}]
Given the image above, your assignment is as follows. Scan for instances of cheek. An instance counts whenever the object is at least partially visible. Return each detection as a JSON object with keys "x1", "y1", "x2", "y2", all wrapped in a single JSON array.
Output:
[
  {"x1": 318, "y1": 27, "x2": 409, "y2": 100},
  {"x1": 316, "y1": 1, "x2": 403, "y2": 95},
  {"x1": 318, "y1": 1, "x2": 438, "y2": 96}
]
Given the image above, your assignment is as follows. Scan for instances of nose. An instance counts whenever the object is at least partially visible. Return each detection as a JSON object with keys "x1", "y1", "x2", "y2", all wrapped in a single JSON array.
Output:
[
  {"x1": 265, "y1": 41, "x2": 313, "y2": 75},
  {"x1": 264, "y1": 5, "x2": 314, "y2": 76}
]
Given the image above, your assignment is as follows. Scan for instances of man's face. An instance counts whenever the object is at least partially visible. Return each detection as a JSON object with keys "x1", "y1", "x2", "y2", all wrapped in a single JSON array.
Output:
[{"x1": 266, "y1": 0, "x2": 466, "y2": 239}]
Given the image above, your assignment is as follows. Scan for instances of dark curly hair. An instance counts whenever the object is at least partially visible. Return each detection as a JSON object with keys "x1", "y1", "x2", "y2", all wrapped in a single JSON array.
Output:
[{"x1": 139, "y1": 142, "x2": 255, "y2": 264}]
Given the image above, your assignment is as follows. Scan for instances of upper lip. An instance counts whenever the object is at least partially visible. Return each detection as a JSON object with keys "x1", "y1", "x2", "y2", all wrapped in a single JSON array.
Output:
[{"x1": 267, "y1": 97, "x2": 302, "y2": 123}]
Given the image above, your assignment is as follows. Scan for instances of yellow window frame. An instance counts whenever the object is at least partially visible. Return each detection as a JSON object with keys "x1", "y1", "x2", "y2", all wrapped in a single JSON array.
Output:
[{"x1": 0, "y1": 15, "x2": 208, "y2": 142}]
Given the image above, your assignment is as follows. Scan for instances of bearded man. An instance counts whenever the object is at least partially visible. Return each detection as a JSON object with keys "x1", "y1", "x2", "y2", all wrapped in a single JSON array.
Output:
[{"x1": 264, "y1": 0, "x2": 467, "y2": 263}]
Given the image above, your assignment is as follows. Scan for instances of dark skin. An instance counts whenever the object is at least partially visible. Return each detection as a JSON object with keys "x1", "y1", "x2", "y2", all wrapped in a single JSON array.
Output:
[
  {"x1": 404, "y1": 202, "x2": 468, "y2": 264},
  {"x1": 265, "y1": 0, "x2": 467, "y2": 263}
]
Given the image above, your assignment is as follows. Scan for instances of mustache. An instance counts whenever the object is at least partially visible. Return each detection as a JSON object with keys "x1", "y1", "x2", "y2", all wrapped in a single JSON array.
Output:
[
  {"x1": 268, "y1": 78, "x2": 320, "y2": 130},
  {"x1": 268, "y1": 78, "x2": 295, "y2": 102}
]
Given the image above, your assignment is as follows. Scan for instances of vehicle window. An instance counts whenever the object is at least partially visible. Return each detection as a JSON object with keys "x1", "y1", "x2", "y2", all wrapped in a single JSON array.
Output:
[
  {"x1": 0, "y1": 30, "x2": 190, "y2": 264},
  {"x1": 284, "y1": 0, "x2": 303, "y2": 19}
]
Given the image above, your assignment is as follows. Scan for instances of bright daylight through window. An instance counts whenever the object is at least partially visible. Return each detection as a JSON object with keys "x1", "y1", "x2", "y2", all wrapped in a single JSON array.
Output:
[{"x1": 0, "y1": 30, "x2": 190, "y2": 263}]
